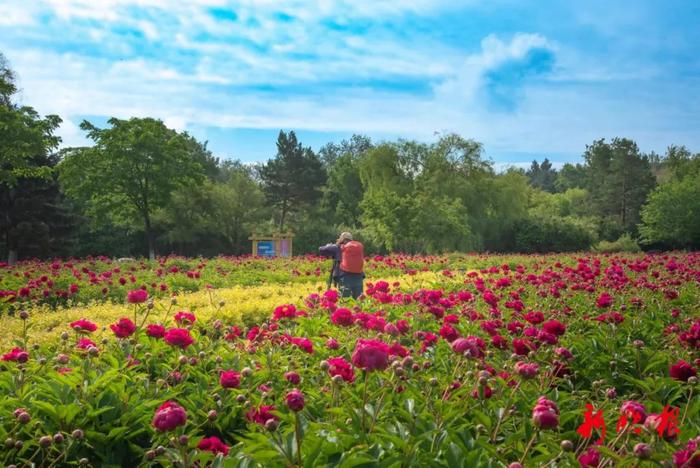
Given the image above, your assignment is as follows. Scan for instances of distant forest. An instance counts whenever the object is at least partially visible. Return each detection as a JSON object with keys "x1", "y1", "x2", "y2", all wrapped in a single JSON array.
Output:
[{"x1": 3, "y1": 51, "x2": 699, "y2": 262}]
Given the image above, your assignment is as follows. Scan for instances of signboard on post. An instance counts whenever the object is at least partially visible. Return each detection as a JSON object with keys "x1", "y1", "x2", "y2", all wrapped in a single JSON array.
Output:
[{"x1": 249, "y1": 233, "x2": 294, "y2": 257}]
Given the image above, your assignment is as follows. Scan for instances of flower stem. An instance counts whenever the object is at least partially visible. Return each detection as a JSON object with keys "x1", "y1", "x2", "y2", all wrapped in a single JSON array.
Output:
[
  {"x1": 295, "y1": 412, "x2": 303, "y2": 467},
  {"x1": 361, "y1": 370, "x2": 370, "y2": 440},
  {"x1": 519, "y1": 432, "x2": 537, "y2": 464}
]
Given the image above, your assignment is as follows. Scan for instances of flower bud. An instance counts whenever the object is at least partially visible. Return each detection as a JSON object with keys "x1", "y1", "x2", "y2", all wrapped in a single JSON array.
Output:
[
  {"x1": 38, "y1": 357, "x2": 47, "y2": 365},
  {"x1": 509, "y1": 464, "x2": 524, "y2": 468},
  {"x1": 188, "y1": 357, "x2": 197, "y2": 366},
  {"x1": 264, "y1": 418, "x2": 278, "y2": 431},
  {"x1": 19, "y1": 310, "x2": 29, "y2": 320},
  {"x1": 88, "y1": 346, "x2": 99, "y2": 356},
  {"x1": 207, "y1": 410, "x2": 217, "y2": 421},
  {"x1": 332, "y1": 374, "x2": 344, "y2": 385},
  {"x1": 241, "y1": 367, "x2": 253, "y2": 377},
  {"x1": 429, "y1": 377, "x2": 439, "y2": 386},
  {"x1": 236, "y1": 394, "x2": 246, "y2": 404},
  {"x1": 605, "y1": 387, "x2": 617, "y2": 399},
  {"x1": 634, "y1": 443, "x2": 651, "y2": 459},
  {"x1": 561, "y1": 440, "x2": 574, "y2": 452},
  {"x1": 147, "y1": 300, "x2": 155, "y2": 310},
  {"x1": 57, "y1": 353, "x2": 69, "y2": 364},
  {"x1": 171, "y1": 297, "x2": 177, "y2": 305},
  {"x1": 412, "y1": 363, "x2": 420, "y2": 372},
  {"x1": 178, "y1": 435, "x2": 188, "y2": 446},
  {"x1": 215, "y1": 356, "x2": 223, "y2": 364},
  {"x1": 198, "y1": 351, "x2": 206, "y2": 359},
  {"x1": 146, "y1": 450, "x2": 156, "y2": 460},
  {"x1": 71, "y1": 429, "x2": 84, "y2": 440},
  {"x1": 156, "y1": 445, "x2": 166, "y2": 455},
  {"x1": 14, "y1": 440, "x2": 23, "y2": 449},
  {"x1": 178, "y1": 355, "x2": 188, "y2": 365},
  {"x1": 61, "y1": 332, "x2": 69, "y2": 341},
  {"x1": 18, "y1": 412, "x2": 31, "y2": 424},
  {"x1": 688, "y1": 376, "x2": 698, "y2": 385},
  {"x1": 320, "y1": 360, "x2": 330, "y2": 371},
  {"x1": 39, "y1": 435, "x2": 53, "y2": 447},
  {"x1": 219, "y1": 300, "x2": 225, "y2": 307},
  {"x1": 79, "y1": 458, "x2": 89, "y2": 466},
  {"x1": 53, "y1": 433, "x2": 64, "y2": 444},
  {"x1": 4, "y1": 438, "x2": 14, "y2": 448}
]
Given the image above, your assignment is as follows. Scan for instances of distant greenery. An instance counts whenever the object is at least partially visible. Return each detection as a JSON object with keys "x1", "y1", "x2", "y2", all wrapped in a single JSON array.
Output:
[{"x1": 1, "y1": 51, "x2": 699, "y2": 261}]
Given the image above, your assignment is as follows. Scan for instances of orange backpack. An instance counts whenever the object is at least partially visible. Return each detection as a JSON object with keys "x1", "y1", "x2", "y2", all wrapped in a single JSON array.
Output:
[{"x1": 340, "y1": 241, "x2": 364, "y2": 273}]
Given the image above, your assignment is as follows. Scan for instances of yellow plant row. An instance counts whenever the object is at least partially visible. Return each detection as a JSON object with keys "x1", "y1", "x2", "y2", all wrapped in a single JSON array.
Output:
[{"x1": 1, "y1": 271, "x2": 461, "y2": 348}]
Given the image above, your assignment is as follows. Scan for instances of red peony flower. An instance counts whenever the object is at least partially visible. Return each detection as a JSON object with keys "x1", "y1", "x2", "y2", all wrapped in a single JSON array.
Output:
[
  {"x1": 70, "y1": 319, "x2": 98, "y2": 333},
  {"x1": 351, "y1": 339, "x2": 390, "y2": 371},
  {"x1": 451, "y1": 336, "x2": 486, "y2": 358},
  {"x1": 164, "y1": 328, "x2": 195, "y2": 349},
  {"x1": 596, "y1": 292, "x2": 613, "y2": 308},
  {"x1": 146, "y1": 324, "x2": 166, "y2": 338},
  {"x1": 328, "y1": 356, "x2": 355, "y2": 382},
  {"x1": 127, "y1": 289, "x2": 148, "y2": 304},
  {"x1": 578, "y1": 447, "x2": 600, "y2": 467},
  {"x1": 76, "y1": 338, "x2": 97, "y2": 350},
  {"x1": 542, "y1": 319, "x2": 566, "y2": 336},
  {"x1": 246, "y1": 405, "x2": 277, "y2": 425},
  {"x1": 286, "y1": 389, "x2": 305, "y2": 412},
  {"x1": 331, "y1": 308, "x2": 354, "y2": 326},
  {"x1": 284, "y1": 371, "x2": 300, "y2": 385},
  {"x1": 174, "y1": 311, "x2": 196, "y2": 325},
  {"x1": 220, "y1": 370, "x2": 241, "y2": 389},
  {"x1": 669, "y1": 359, "x2": 697, "y2": 382},
  {"x1": 512, "y1": 338, "x2": 536, "y2": 356},
  {"x1": 197, "y1": 436, "x2": 229, "y2": 455},
  {"x1": 1, "y1": 347, "x2": 29, "y2": 363},
  {"x1": 110, "y1": 317, "x2": 136, "y2": 338},
  {"x1": 152, "y1": 401, "x2": 187, "y2": 432}
]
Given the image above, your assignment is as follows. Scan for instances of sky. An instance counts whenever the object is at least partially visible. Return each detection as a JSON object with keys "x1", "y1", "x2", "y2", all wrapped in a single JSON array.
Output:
[{"x1": 1, "y1": 0, "x2": 699, "y2": 167}]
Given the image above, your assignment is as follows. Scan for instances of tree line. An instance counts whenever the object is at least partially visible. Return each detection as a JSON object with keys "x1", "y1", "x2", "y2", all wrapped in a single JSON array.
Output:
[{"x1": 2, "y1": 52, "x2": 699, "y2": 262}]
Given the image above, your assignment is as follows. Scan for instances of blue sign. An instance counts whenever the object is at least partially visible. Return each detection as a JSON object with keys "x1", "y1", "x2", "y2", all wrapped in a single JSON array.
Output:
[{"x1": 257, "y1": 241, "x2": 276, "y2": 257}]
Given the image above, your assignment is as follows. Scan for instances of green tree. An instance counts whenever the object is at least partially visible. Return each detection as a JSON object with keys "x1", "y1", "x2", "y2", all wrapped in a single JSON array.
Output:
[
  {"x1": 0, "y1": 52, "x2": 63, "y2": 262},
  {"x1": 526, "y1": 158, "x2": 558, "y2": 192},
  {"x1": 59, "y1": 118, "x2": 205, "y2": 259},
  {"x1": 639, "y1": 173, "x2": 700, "y2": 249},
  {"x1": 555, "y1": 163, "x2": 587, "y2": 192},
  {"x1": 258, "y1": 130, "x2": 327, "y2": 230},
  {"x1": 583, "y1": 138, "x2": 656, "y2": 236}
]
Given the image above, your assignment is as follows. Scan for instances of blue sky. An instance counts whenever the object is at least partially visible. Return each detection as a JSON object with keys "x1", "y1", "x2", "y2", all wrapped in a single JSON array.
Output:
[{"x1": 1, "y1": 0, "x2": 699, "y2": 167}]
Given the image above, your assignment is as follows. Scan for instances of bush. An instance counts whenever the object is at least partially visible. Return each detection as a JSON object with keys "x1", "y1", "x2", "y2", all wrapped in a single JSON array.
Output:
[
  {"x1": 593, "y1": 233, "x2": 641, "y2": 253},
  {"x1": 514, "y1": 217, "x2": 594, "y2": 253}
]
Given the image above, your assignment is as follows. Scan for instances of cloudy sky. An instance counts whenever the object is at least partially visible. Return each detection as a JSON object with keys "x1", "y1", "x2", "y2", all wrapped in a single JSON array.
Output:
[{"x1": 1, "y1": 0, "x2": 699, "y2": 166}]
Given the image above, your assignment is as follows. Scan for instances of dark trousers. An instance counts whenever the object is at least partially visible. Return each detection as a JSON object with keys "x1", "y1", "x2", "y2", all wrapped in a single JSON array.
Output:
[{"x1": 339, "y1": 273, "x2": 363, "y2": 299}]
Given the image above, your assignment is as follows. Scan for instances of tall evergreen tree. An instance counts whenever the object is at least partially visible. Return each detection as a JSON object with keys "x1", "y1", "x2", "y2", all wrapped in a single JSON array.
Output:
[
  {"x1": 583, "y1": 138, "x2": 656, "y2": 235},
  {"x1": 258, "y1": 130, "x2": 326, "y2": 230},
  {"x1": 526, "y1": 158, "x2": 558, "y2": 192}
]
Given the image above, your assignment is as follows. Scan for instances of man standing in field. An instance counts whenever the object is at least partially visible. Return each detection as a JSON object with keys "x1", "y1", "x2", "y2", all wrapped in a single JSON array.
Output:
[{"x1": 319, "y1": 232, "x2": 365, "y2": 299}]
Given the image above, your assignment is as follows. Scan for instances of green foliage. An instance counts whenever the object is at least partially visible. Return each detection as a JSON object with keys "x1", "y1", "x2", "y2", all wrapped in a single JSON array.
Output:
[
  {"x1": 514, "y1": 217, "x2": 594, "y2": 252},
  {"x1": 639, "y1": 173, "x2": 700, "y2": 248},
  {"x1": 526, "y1": 158, "x2": 557, "y2": 192},
  {"x1": 258, "y1": 131, "x2": 327, "y2": 230},
  {"x1": 59, "y1": 118, "x2": 206, "y2": 258},
  {"x1": 593, "y1": 233, "x2": 641, "y2": 253}
]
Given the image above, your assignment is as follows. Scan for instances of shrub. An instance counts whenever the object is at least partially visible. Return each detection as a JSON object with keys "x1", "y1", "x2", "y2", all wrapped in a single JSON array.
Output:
[{"x1": 593, "y1": 233, "x2": 641, "y2": 253}]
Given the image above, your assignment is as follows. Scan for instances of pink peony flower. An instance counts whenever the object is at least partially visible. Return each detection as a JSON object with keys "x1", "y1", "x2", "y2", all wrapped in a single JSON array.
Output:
[
  {"x1": 220, "y1": 370, "x2": 241, "y2": 389},
  {"x1": 1, "y1": 347, "x2": 29, "y2": 363},
  {"x1": 164, "y1": 328, "x2": 195, "y2": 349},
  {"x1": 152, "y1": 401, "x2": 187, "y2": 432},
  {"x1": 127, "y1": 289, "x2": 148, "y2": 304},
  {"x1": 174, "y1": 311, "x2": 196, "y2": 325},
  {"x1": 351, "y1": 339, "x2": 390, "y2": 371},
  {"x1": 246, "y1": 405, "x2": 277, "y2": 425},
  {"x1": 284, "y1": 371, "x2": 300, "y2": 385},
  {"x1": 669, "y1": 359, "x2": 697, "y2": 382},
  {"x1": 532, "y1": 396, "x2": 559, "y2": 430},
  {"x1": 328, "y1": 356, "x2": 355, "y2": 382},
  {"x1": 146, "y1": 324, "x2": 166, "y2": 338},
  {"x1": 70, "y1": 319, "x2": 98, "y2": 333},
  {"x1": 197, "y1": 436, "x2": 229, "y2": 455},
  {"x1": 286, "y1": 389, "x2": 305, "y2": 412},
  {"x1": 110, "y1": 317, "x2": 136, "y2": 338}
]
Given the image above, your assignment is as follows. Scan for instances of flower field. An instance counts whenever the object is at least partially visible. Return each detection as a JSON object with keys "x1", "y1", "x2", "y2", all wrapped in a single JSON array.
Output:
[{"x1": 1, "y1": 253, "x2": 699, "y2": 467}]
